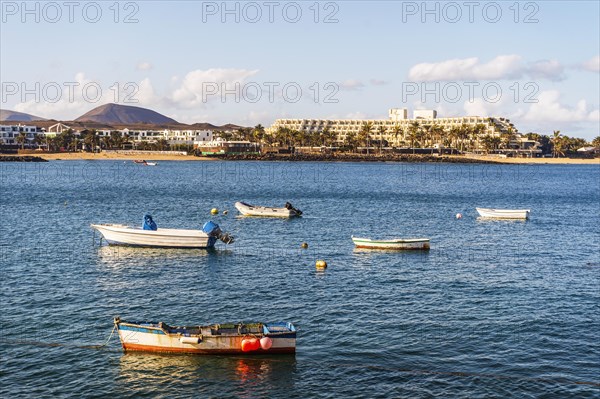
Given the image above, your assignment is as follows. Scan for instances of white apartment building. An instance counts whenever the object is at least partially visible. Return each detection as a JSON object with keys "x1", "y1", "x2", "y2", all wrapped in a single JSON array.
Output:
[
  {"x1": 164, "y1": 129, "x2": 213, "y2": 145},
  {"x1": 0, "y1": 124, "x2": 44, "y2": 145},
  {"x1": 266, "y1": 109, "x2": 517, "y2": 147},
  {"x1": 38, "y1": 125, "x2": 215, "y2": 145}
]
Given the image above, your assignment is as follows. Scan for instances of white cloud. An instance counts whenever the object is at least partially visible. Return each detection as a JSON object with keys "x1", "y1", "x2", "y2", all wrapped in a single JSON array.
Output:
[
  {"x1": 369, "y1": 79, "x2": 388, "y2": 86},
  {"x1": 170, "y1": 68, "x2": 259, "y2": 108},
  {"x1": 408, "y1": 55, "x2": 522, "y2": 81},
  {"x1": 527, "y1": 59, "x2": 565, "y2": 81},
  {"x1": 135, "y1": 78, "x2": 160, "y2": 106},
  {"x1": 462, "y1": 97, "x2": 505, "y2": 117},
  {"x1": 13, "y1": 72, "x2": 119, "y2": 120},
  {"x1": 581, "y1": 55, "x2": 600, "y2": 73},
  {"x1": 338, "y1": 79, "x2": 364, "y2": 91},
  {"x1": 136, "y1": 62, "x2": 153, "y2": 71},
  {"x1": 408, "y1": 55, "x2": 566, "y2": 82},
  {"x1": 521, "y1": 90, "x2": 598, "y2": 123},
  {"x1": 240, "y1": 111, "x2": 271, "y2": 126},
  {"x1": 344, "y1": 111, "x2": 367, "y2": 119}
]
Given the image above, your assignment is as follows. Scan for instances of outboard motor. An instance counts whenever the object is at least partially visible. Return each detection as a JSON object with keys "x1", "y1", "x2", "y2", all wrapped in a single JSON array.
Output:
[
  {"x1": 202, "y1": 221, "x2": 234, "y2": 244},
  {"x1": 143, "y1": 214, "x2": 158, "y2": 230},
  {"x1": 284, "y1": 202, "x2": 303, "y2": 216}
]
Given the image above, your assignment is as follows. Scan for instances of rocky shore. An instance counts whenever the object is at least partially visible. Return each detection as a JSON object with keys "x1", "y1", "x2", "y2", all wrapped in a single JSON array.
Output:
[
  {"x1": 214, "y1": 153, "x2": 499, "y2": 164},
  {"x1": 0, "y1": 155, "x2": 48, "y2": 162}
]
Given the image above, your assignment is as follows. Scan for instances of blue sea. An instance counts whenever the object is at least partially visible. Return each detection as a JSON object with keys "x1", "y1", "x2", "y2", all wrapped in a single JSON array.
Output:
[{"x1": 1, "y1": 160, "x2": 599, "y2": 398}]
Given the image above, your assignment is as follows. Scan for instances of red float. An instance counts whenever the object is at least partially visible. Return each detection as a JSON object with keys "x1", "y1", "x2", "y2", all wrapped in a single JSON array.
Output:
[{"x1": 241, "y1": 337, "x2": 260, "y2": 352}]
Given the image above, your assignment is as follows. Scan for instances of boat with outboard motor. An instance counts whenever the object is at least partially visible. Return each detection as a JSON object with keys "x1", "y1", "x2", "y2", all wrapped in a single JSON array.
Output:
[
  {"x1": 91, "y1": 215, "x2": 233, "y2": 248},
  {"x1": 476, "y1": 208, "x2": 530, "y2": 220},
  {"x1": 114, "y1": 317, "x2": 296, "y2": 355},
  {"x1": 235, "y1": 201, "x2": 302, "y2": 218},
  {"x1": 133, "y1": 160, "x2": 157, "y2": 166}
]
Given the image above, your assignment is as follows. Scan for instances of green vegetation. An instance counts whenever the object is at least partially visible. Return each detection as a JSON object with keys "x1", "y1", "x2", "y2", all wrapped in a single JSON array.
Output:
[{"x1": 9, "y1": 124, "x2": 599, "y2": 158}]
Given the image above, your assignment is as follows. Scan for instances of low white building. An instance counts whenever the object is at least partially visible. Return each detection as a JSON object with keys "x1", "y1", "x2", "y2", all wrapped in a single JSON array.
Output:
[
  {"x1": 163, "y1": 129, "x2": 213, "y2": 145},
  {"x1": 0, "y1": 124, "x2": 43, "y2": 146}
]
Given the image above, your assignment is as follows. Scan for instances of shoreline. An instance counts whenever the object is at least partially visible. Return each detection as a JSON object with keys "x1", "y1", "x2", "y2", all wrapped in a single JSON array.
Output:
[{"x1": 0, "y1": 152, "x2": 598, "y2": 164}]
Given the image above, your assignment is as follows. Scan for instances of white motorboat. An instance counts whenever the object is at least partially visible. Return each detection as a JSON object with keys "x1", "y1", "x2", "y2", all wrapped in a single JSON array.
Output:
[
  {"x1": 235, "y1": 201, "x2": 302, "y2": 218},
  {"x1": 351, "y1": 236, "x2": 430, "y2": 250},
  {"x1": 476, "y1": 208, "x2": 530, "y2": 220},
  {"x1": 91, "y1": 216, "x2": 233, "y2": 248}
]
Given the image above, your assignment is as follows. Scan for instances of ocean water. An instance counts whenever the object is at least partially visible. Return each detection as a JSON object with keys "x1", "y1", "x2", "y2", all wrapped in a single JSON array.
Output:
[{"x1": 0, "y1": 160, "x2": 598, "y2": 398}]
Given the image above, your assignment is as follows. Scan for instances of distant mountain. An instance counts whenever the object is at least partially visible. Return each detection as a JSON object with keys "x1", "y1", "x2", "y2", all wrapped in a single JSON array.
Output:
[
  {"x1": 75, "y1": 103, "x2": 178, "y2": 125},
  {"x1": 220, "y1": 123, "x2": 244, "y2": 130},
  {"x1": 188, "y1": 122, "x2": 245, "y2": 131},
  {"x1": 0, "y1": 109, "x2": 47, "y2": 122}
]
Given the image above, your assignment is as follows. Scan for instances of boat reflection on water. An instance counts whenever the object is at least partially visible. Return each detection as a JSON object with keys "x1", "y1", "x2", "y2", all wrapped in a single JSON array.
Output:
[
  {"x1": 96, "y1": 245, "x2": 215, "y2": 267},
  {"x1": 117, "y1": 352, "x2": 297, "y2": 395}
]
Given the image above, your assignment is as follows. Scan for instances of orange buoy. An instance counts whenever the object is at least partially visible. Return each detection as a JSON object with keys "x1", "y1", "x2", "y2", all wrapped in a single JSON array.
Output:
[
  {"x1": 241, "y1": 337, "x2": 260, "y2": 352},
  {"x1": 260, "y1": 336, "x2": 273, "y2": 350}
]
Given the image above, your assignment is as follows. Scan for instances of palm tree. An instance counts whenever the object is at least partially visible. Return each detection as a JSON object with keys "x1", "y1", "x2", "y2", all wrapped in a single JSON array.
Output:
[
  {"x1": 252, "y1": 124, "x2": 265, "y2": 143},
  {"x1": 34, "y1": 133, "x2": 47, "y2": 150},
  {"x1": 471, "y1": 124, "x2": 486, "y2": 152},
  {"x1": 458, "y1": 124, "x2": 471, "y2": 152},
  {"x1": 359, "y1": 122, "x2": 373, "y2": 154},
  {"x1": 392, "y1": 124, "x2": 403, "y2": 147},
  {"x1": 69, "y1": 137, "x2": 79, "y2": 152},
  {"x1": 102, "y1": 136, "x2": 112, "y2": 150},
  {"x1": 448, "y1": 126, "x2": 460, "y2": 152},
  {"x1": 407, "y1": 121, "x2": 420, "y2": 154},
  {"x1": 428, "y1": 124, "x2": 444, "y2": 154},
  {"x1": 15, "y1": 132, "x2": 27, "y2": 150},
  {"x1": 377, "y1": 125, "x2": 387, "y2": 154},
  {"x1": 551, "y1": 130, "x2": 562, "y2": 157},
  {"x1": 110, "y1": 131, "x2": 123, "y2": 149},
  {"x1": 345, "y1": 132, "x2": 358, "y2": 153},
  {"x1": 156, "y1": 138, "x2": 169, "y2": 151}
]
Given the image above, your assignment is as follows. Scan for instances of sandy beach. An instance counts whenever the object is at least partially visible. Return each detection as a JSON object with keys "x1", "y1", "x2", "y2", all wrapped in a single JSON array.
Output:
[{"x1": 460, "y1": 155, "x2": 600, "y2": 165}]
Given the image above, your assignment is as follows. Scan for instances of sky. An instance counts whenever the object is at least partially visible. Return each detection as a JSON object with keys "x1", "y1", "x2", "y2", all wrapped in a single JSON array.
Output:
[{"x1": 1, "y1": 1, "x2": 599, "y2": 139}]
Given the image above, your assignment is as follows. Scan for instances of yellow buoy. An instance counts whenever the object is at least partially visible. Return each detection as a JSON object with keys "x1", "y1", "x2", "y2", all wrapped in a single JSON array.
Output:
[
  {"x1": 315, "y1": 260, "x2": 327, "y2": 269},
  {"x1": 301, "y1": 242, "x2": 308, "y2": 249},
  {"x1": 211, "y1": 208, "x2": 219, "y2": 215}
]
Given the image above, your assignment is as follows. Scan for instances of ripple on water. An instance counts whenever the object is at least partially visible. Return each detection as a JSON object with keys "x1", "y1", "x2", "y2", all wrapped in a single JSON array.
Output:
[{"x1": 1, "y1": 161, "x2": 599, "y2": 397}]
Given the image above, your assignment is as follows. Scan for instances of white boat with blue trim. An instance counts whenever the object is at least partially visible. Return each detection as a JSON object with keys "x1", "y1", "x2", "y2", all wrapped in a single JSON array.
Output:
[
  {"x1": 114, "y1": 317, "x2": 296, "y2": 355},
  {"x1": 476, "y1": 208, "x2": 530, "y2": 220},
  {"x1": 351, "y1": 236, "x2": 430, "y2": 250},
  {"x1": 91, "y1": 215, "x2": 233, "y2": 248}
]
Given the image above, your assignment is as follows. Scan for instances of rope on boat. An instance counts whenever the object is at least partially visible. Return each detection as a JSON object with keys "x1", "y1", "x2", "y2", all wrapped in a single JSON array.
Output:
[
  {"x1": 1, "y1": 324, "x2": 118, "y2": 351},
  {"x1": 79, "y1": 324, "x2": 117, "y2": 349}
]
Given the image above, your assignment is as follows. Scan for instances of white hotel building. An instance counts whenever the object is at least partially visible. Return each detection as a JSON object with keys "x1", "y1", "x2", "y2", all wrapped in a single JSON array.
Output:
[
  {"x1": 266, "y1": 109, "x2": 517, "y2": 146},
  {"x1": 0, "y1": 124, "x2": 44, "y2": 145}
]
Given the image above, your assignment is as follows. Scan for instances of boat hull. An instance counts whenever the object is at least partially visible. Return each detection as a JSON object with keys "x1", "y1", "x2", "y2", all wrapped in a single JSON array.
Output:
[
  {"x1": 91, "y1": 224, "x2": 216, "y2": 248},
  {"x1": 476, "y1": 208, "x2": 530, "y2": 219},
  {"x1": 352, "y1": 237, "x2": 430, "y2": 250},
  {"x1": 116, "y1": 321, "x2": 296, "y2": 355},
  {"x1": 235, "y1": 202, "x2": 299, "y2": 218}
]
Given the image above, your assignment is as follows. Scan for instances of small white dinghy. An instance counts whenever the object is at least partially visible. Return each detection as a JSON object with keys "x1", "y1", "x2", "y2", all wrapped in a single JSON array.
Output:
[
  {"x1": 235, "y1": 201, "x2": 302, "y2": 218},
  {"x1": 351, "y1": 236, "x2": 430, "y2": 250},
  {"x1": 476, "y1": 208, "x2": 530, "y2": 220},
  {"x1": 91, "y1": 215, "x2": 234, "y2": 248}
]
